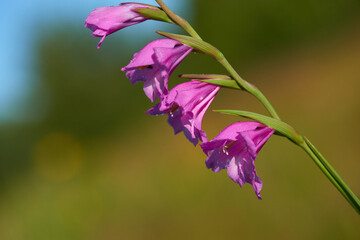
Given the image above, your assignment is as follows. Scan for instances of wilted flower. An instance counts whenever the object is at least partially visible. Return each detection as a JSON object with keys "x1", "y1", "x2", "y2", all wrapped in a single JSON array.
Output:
[
  {"x1": 85, "y1": 3, "x2": 157, "y2": 49},
  {"x1": 122, "y1": 39, "x2": 192, "y2": 102},
  {"x1": 147, "y1": 81, "x2": 220, "y2": 146},
  {"x1": 201, "y1": 122, "x2": 274, "y2": 199}
]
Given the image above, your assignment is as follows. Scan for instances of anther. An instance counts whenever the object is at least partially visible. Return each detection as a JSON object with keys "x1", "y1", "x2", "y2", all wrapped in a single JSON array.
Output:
[{"x1": 137, "y1": 65, "x2": 153, "y2": 70}]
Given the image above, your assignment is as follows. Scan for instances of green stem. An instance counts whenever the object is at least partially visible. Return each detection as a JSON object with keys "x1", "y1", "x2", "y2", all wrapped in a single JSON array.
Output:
[
  {"x1": 155, "y1": 0, "x2": 280, "y2": 120},
  {"x1": 300, "y1": 138, "x2": 360, "y2": 214},
  {"x1": 217, "y1": 54, "x2": 281, "y2": 120},
  {"x1": 156, "y1": 0, "x2": 360, "y2": 215},
  {"x1": 155, "y1": 0, "x2": 202, "y2": 40}
]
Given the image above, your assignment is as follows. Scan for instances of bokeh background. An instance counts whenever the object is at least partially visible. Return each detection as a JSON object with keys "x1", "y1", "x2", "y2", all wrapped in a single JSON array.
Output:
[{"x1": 1, "y1": 0, "x2": 360, "y2": 239}]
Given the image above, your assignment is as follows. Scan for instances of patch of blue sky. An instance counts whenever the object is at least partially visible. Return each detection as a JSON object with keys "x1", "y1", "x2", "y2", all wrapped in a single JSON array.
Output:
[{"x1": 0, "y1": 0, "x2": 193, "y2": 123}]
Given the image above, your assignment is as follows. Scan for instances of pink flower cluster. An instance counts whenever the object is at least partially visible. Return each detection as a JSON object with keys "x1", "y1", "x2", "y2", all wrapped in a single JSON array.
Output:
[{"x1": 85, "y1": 3, "x2": 274, "y2": 198}]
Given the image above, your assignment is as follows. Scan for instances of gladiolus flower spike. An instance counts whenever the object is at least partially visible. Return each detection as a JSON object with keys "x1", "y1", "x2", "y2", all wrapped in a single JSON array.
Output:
[{"x1": 85, "y1": 0, "x2": 360, "y2": 213}]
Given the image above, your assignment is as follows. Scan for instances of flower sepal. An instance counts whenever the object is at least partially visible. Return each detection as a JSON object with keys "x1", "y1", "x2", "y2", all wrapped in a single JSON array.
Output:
[
  {"x1": 198, "y1": 79, "x2": 240, "y2": 90},
  {"x1": 215, "y1": 110, "x2": 304, "y2": 145},
  {"x1": 132, "y1": 7, "x2": 173, "y2": 23},
  {"x1": 179, "y1": 74, "x2": 241, "y2": 89},
  {"x1": 156, "y1": 31, "x2": 223, "y2": 60},
  {"x1": 179, "y1": 74, "x2": 232, "y2": 80}
]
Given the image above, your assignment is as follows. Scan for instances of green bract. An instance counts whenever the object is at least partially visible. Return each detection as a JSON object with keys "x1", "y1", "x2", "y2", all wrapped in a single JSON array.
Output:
[
  {"x1": 179, "y1": 74, "x2": 241, "y2": 89},
  {"x1": 156, "y1": 31, "x2": 223, "y2": 60},
  {"x1": 179, "y1": 74, "x2": 232, "y2": 80},
  {"x1": 199, "y1": 79, "x2": 241, "y2": 89},
  {"x1": 215, "y1": 110, "x2": 304, "y2": 144},
  {"x1": 133, "y1": 7, "x2": 173, "y2": 23}
]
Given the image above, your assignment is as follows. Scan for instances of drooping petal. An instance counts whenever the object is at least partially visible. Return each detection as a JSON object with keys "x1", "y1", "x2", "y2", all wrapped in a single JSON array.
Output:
[
  {"x1": 143, "y1": 72, "x2": 164, "y2": 101},
  {"x1": 201, "y1": 139, "x2": 227, "y2": 156},
  {"x1": 147, "y1": 81, "x2": 220, "y2": 146},
  {"x1": 85, "y1": 3, "x2": 157, "y2": 49},
  {"x1": 201, "y1": 122, "x2": 274, "y2": 199},
  {"x1": 204, "y1": 141, "x2": 231, "y2": 172},
  {"x1": 228, "y1": 138, "x2": 261, "y2": 198},
  {"x1": 122, "y1": 39, "x2": 192, "y2": 102},
  {"x1": 227, "y1": 157, "x2": 244, "y2": 185},
  {"x1": 167, "y1": 107, "x2": 184, "y2": 134}
]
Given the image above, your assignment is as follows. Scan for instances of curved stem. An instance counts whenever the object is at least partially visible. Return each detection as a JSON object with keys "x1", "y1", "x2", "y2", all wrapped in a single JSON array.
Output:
[
  {"x1": 155, "y1": 0, "x2": 202, "y2": 40},
  {"x1": 156, "y1": 0, "x2": 359, "y2": 214},
  {"x1": 217, "y1": 55, "x2": 281, "y2": 120},
  {"x1": 155, "y1": 0, "x2": 279, "y2": 120},
  {"x1": 300, "y1": 138, "x2": 360, "y2": 214}
]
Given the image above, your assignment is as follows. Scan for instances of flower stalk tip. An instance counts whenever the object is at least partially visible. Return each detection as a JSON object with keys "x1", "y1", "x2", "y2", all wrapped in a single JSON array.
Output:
[{"x1": 155, "y1": 0, "x2": 202, "y2": 40}]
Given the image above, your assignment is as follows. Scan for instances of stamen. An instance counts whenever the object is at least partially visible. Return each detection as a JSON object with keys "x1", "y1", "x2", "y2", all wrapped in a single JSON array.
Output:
[
  {"x1": 221, "y1": 148, "x2": 229, "y2": 156},
  {"x1": 225, "y1": 141, "x2": 236, "y2": 150},
  {"x1": 137, "y1": 65, "x2": 153, "y2": 70},
  {"x1": 223, "y1": 141, "x2": 236, "y2": 155},
  {"x1": 168, "y1": 104, "x2": 179, "y2": 117}
]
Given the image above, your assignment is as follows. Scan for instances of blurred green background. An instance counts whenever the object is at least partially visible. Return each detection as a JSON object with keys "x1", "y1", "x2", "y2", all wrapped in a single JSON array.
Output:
[{"x1": 1, "y1": 0, "x2": 360, "y2": 239}]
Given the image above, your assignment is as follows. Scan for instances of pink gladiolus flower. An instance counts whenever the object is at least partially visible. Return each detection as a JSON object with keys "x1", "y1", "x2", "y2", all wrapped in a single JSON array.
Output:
[
  {"x1": 85, "y1": 3, "x2": 157, "y2": 49},
  {"x1": 122, "y1": 39, "x2": 192, "y2": 102},
  {"x1": 147, "y1": 81, "x2": 220, "y2": 146},
  {"x1": 201, "y1": 122, "x2": 274, "y2": 199}
]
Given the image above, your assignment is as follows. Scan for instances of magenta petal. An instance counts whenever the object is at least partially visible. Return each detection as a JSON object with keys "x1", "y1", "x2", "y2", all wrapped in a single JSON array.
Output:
[
  {"x1": 97, "y1": 35, "x2": 106, "y2": 49},
  {"x1": 143, "y1": 76, "x2": 161, "y2": 102},
  {"x1": 154, "y1": 44, "x2": 193, "y2": 74},
  {"x1": 252, "y1": 176, "x2": 263, "y2": 199},
  {"x1": 122, "y1": 39, "x2": 192, "y2": 102},
  {"x1": 85, "y1": 3, "x2": 157, "y2": 48},
  {"x1": 201, "y1": 122, "x2": 274, "y2": 199},
  {"x1": 167, "y1": 109, "x2": 185, "y2": 135},
  {"x1": 210, "y1": 122, "x2": 265, "y2": 141},
  {"x1": 227, "y1": 157, "x2": 243, "y2": 185},
  {"x1": 147, "y1": 81, "x2": 220, "y2": 146},
  {"x1": 179, "y1": 112, "x2": 206, "y2": 146},
  {"x1": 202, "y1": 140, "x2": 226, "y2": 155},
  {"x1": 204, "y1": 144, "x2": 230, "y2": 173},
  {"x1": 123, "y1": 39, "x2": 179, "y2": 69}
]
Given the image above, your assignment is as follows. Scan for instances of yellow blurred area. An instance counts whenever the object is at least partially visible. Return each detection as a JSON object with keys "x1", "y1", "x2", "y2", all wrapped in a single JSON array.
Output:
[
  {"x1": 0, "y1": 2, "x2": 360, "y2": 239},
  {"x1": 33, "y1": 132, "x2": 83, "y2": 182}
]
